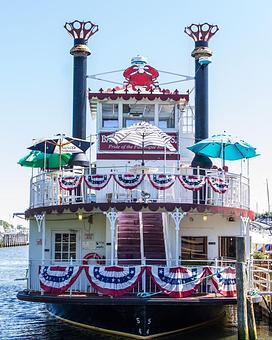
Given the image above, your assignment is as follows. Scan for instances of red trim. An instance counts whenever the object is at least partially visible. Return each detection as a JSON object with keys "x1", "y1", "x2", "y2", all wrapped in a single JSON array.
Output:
[
  {"x1": 97, "y1": 153, "x2": 180, "y2": 160},
  {"x1": 89, "y1": 92, "x2": 189, "y2": 102},
  {"x1": 26, "y1": 203, "x2": 255, "y2": 220}
]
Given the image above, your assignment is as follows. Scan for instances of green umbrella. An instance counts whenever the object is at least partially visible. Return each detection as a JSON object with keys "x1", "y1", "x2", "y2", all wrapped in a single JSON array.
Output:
[{"x1": 18, "y1": 151, "x2": 72, "y2": 169}]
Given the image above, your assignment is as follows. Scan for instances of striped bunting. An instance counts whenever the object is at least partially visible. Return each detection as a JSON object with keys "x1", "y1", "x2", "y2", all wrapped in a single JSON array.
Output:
[
  {"x1": 147, "y1": 266, "x2": 207, "y2": 298},
  {"x1": 207, "y1": 266, "x2": 236, "y2": 297},
  {"x1": 39, "y1": 265, "x2": 83, "y2": 294},
  {"x1": 108, "y1": 122, "x2": 176, "y2": 152}
]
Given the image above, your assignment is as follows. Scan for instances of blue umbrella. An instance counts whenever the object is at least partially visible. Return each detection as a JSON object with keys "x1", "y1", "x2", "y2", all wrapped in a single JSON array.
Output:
[{"x1": 187, "y1": 134, "x2": 258, "y2": 163}]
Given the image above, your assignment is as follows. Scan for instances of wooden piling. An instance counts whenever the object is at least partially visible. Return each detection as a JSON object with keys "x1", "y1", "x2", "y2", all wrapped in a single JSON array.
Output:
[
  {"x1": 236, "y1": 236, "x2": 249, "y2": 340},
  {"x1": 247, "y1": 298, "x2": 258, "y2": 340}
]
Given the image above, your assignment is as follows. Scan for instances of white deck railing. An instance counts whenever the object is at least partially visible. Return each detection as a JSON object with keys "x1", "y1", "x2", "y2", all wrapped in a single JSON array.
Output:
[
  {"x1": 29, "y1": 166, "x2": 250, "y2": 209},
  {"x1": 27, "y1": 258, "x2": 224, "y2": 295}
]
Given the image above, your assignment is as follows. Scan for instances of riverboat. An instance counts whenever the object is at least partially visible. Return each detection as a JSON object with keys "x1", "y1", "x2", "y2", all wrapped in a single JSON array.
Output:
[{"x1": 17, "y1": 21, "x2": 255, "y2": 339}]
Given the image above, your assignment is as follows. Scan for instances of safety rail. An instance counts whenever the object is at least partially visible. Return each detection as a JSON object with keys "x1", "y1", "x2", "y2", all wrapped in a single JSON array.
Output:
[
  {"x1": 249, "y1": 259, "x2": 272, "y2": 309},
  {"x1": 29, "y1": 166, "x2": 249, "y2": 209},
  {"x1": 27, "y1": 258, "x2": 231, "y2": 296}
]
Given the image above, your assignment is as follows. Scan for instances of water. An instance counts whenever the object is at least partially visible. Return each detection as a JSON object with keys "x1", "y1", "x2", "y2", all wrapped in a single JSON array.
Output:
[{"x1": 0, "y1": 246, "x2": 271, "y2": 340}]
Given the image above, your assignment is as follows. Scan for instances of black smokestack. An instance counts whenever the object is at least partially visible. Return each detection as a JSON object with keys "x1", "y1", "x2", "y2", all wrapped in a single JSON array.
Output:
[
  {"x1": 185, "y1": 23, "x2": 218, "y2": 168},
  {"x1": 64, "y1": 20, "x2": 98, "y2": 166},
  {"x1": 65, "y1": 20, "x2": 98, "y2": 139}
]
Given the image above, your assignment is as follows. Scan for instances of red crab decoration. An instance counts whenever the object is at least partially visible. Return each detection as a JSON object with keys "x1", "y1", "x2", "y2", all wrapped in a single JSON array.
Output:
[{"x1": 123, "y1": 64, "x2": 159, "y2": 91}]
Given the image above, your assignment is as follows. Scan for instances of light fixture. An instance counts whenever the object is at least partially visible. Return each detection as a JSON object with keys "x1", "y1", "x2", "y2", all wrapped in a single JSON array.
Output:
[
  {"x1": 78, "y1": 213, "x2": 83, "y2": 221},
  {"x1": 203, "y1": 214, "x2": 208, "y2": 222}
]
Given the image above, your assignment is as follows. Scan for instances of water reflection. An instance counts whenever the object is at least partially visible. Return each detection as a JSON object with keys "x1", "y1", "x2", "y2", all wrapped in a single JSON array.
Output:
[{"x1": 0, "y1": 246, "x2": 271, "y2": 339}]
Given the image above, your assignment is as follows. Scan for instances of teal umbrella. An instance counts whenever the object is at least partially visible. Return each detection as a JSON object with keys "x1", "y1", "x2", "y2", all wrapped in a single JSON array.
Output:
[
  {"x1": 18, "y1": 151, "x2": 72, "y2": 169},
  {"x1": 187, "y1": 134, "x2": 258, "y2": 165}
]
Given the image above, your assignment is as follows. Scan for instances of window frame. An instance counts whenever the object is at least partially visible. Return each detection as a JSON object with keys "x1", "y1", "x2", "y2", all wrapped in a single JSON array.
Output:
[
  {"x1": 181, "y1": 236, "x2": 208, "y2": 260},
  {"x1": 51, "y1": 230, "x2": 80, "y2": 263}
]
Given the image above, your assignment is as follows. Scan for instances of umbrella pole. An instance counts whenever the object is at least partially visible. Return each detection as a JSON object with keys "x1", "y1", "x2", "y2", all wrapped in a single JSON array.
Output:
[
  {"x1": 141, "y1": 134, "x2": 145, "y2": 167},
  {"x1": 164, "y1": 146, "x2": 166, "y2": 174}
]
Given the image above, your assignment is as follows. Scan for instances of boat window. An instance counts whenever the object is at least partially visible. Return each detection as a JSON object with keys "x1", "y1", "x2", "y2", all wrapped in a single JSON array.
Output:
[
  {"x1": 158, "y1": 104, "x2": 175, "y2": 129},
  {"x1": 181, "y1": 236, "x2": 207, "y2": 260},
  {"x1": 123, "y1": 104, "x2": 155, "y2": 127},
  {"x1": 102, "y1": 103, "x2": 119, "y2": 128},
  {"x1": 219, "y1": 236, "x2": 237, "y2": 259},
  {"x1": 180, "y1": 107, "x2": 194, "y2": 133},
  {"x1": 54, "y1": 232, "x2": 77, "y2": 262}
]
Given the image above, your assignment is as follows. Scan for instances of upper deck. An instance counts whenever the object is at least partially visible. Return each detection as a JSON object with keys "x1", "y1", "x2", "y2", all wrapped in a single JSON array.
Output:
[{"x1": 28, "y1": 165, "x2": 250, "y2": 212}]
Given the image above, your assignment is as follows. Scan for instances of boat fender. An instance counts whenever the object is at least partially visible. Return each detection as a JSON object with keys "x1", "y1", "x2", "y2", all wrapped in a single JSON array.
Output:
[{"x1": 82, "y1": 252, "x2": 105, "y2": 265}]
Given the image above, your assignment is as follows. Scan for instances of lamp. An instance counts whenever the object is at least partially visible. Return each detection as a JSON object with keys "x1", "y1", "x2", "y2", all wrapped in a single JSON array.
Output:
[
  {"x1": 203, "y1": 214, "x2": 208, "y2": 222},
  {"x1": 78, "y1": 213, "x2": 83, "y2": 221}
]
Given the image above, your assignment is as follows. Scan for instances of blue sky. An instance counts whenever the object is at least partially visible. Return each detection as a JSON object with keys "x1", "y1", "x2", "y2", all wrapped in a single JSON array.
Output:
[{"x1": 1, "y1": 0, "x2": 271, "y2": 224}]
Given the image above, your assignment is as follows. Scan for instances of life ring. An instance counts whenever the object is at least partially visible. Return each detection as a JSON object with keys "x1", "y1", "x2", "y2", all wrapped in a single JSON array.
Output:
[{"x1": 82, "y1": 252, "x2": 105, "y2": 265}]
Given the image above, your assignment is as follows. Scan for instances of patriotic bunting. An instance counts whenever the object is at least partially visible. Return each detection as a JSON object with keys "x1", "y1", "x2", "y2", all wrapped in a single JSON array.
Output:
[
  {"x1": 114, "y1": 173, "x2": 145, "y2": 189},
  {"x1": 207, "y1": 177, "x2": 229, "y2": 194},
  {"x1": 147, "y1": 266, "x2": 207, "y2": 298},
  {"x1": 177, "y1": 175, "x2": 206, "y2": 191},
  {"x1": 58, "y1": 176, "x2": 83, "y2": 191},
  {"x1": 84, "y1": 266, "x2": 145, "y2": 297},
  {"x1": 38, "y1": 265, "x2": 237, "y2": 297},
  {"x1": 207, "y1": 266, "x2": 236, "y2": 297},
  {"x1": 39, "y1": 265, "x2": 83, "y2": 294},
  {"x1": 148, "y1": 174, "x2": 176, "y2": 190},
  {"x1": 84, "y1": 174, "x2": 112, "y2": 190},
  {"x1": 57, "y1": 173, "x2": 230, "y2": 194}
]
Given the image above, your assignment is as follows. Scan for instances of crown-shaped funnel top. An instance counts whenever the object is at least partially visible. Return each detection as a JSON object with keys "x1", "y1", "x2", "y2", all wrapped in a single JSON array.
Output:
[
  {"x1": 184, "y1": 23, "x2": 219, "y2": 42},
  {"x1": 64, "y1": 20, "x2": 98, "y2": 41}
]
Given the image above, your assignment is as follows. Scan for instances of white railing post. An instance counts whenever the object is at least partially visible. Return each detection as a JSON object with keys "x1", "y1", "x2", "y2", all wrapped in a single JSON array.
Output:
[
  {"x1": 169, "y1": 208, "x2": 187, "y2": 266},
  {"x1": 105, "y1": 208, "x2": 118, "y2": 266},
  {"x1": 139, "y1": 212, "x2": 144, "y2": 265}
]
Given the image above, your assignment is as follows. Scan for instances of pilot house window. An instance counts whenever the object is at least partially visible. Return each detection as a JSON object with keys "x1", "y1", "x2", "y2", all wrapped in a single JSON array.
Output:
[
  {"x1": 54, "y1": 232, "x2": 77, "y2": 261},
  {"x1": 123, "y1": 104, "x2": 155, "y2": 127},
  {"x1": 102, "y1": 103, "x2": 119, "y2": 128},
  {"x1": 158, "y1": 104, "x2": 175, "y2": 129}
]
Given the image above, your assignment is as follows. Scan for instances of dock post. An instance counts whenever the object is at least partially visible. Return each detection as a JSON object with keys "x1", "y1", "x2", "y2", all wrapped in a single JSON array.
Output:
[
  {"x1": 247, "y1": 298, "x2": 258, "y2": 340},
  {"x1": 236, "y1": 236, "x2": 249, "y2": 339}
]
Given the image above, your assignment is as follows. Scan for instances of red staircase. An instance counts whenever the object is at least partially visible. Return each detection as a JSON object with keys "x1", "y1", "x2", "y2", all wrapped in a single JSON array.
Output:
[
  {"x1": 142, "y1": 213, "x2": 166, "y2": 265},
  {"x1": 117, "y1": 213, "x2": 141, "y2": 265},
  {"x1": 117, "y1": 212, "x2": 166, "y2": 265}
]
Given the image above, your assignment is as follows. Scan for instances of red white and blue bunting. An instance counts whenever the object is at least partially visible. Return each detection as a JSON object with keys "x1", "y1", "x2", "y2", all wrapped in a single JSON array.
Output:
[
  {"x1": 84, "y1": 265, "x2": 145, "y2": 297},
  {"x1": 58, "y1": 176, "x2": 83, "y2": 191},
  {"x1": 114, "y1": 173, "x2": 145, "y2": 189},
  {"x1": 178, "y1": 175, "x2": 206, "y2": 191},
  {"x1": 207, "y1": 266, "x2": 236, "y2": 297},
  {"x1": 39, "y1": 265, "x2": 83, "y2": 294},
  {"x1": 147, "y1": 266, "x2": 207, "y2": 298},
  {"x1": 38, "y1": 265, "x2": 236, "y2": 297},
  {"x1": 148, "y1": 174, "x2": 176, "y2": 190},
  {"x1": 57, "y1": 173, "x2": 229, "y2": 194},
  {"x1": 207, "y1": 177, "x2": 229, "y2": 194},
  {"x1": 84, "y1": 174, "x2": 112, "y2": 190}
]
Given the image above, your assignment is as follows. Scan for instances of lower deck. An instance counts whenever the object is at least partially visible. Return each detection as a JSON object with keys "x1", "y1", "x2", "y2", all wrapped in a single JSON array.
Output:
[{"x1": 18, "y1": 290, "x2": 237, "y2": 305}]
